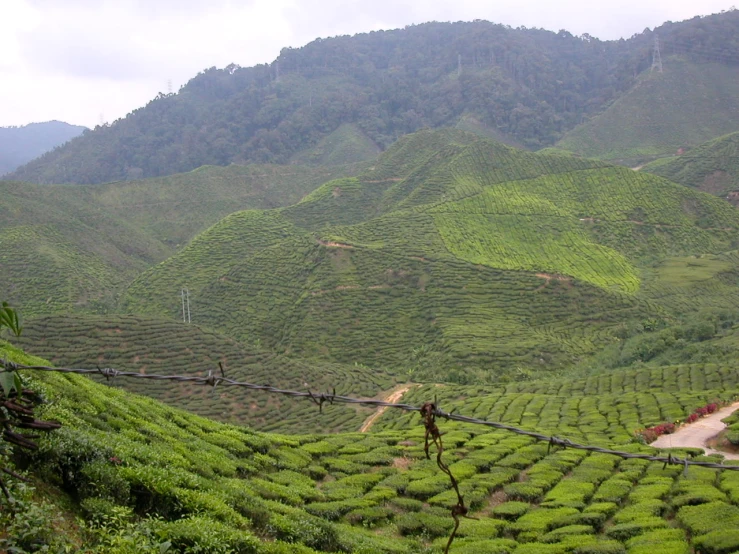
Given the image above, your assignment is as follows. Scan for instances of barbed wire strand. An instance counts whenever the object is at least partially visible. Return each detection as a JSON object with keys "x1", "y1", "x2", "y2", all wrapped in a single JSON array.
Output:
[{"x1": 4, "y1": 360, "x2": 738, "y2": 473}]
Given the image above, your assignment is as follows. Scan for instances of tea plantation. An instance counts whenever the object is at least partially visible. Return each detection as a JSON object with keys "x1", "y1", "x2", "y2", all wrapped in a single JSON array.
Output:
[
  {"x1": 643, "y1": 132, "x2": 739, "y2": 200},
  {"x1": 12, "y1": 314, "x2": 397, "y2": 434},
  {"x1": 121, "y1": 130, "x2": 739, "y2": 378},
  {"x1": 2, "y1": 341, "x2": 738, "y2": 554}
]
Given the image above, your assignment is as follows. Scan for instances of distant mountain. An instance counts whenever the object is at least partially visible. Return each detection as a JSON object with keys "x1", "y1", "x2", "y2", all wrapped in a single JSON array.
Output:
[
  {"x1": 555, "y1": 59, "x2": 739, "y2": 166},
  {"x1": 642, "y1": 132, "x2": 739, "y2": 204},
  {"x1": 0, "y1": 121, "x2": 86, "y2": 176},
  {"x1": 8, "y1": 10, "x2": 739, "y2": 184}
]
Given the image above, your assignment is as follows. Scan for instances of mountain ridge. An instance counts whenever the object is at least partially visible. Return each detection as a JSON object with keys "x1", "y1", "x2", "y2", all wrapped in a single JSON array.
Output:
[{"x1": 7, "y1": 9, "x2": 739, "y2": 184}]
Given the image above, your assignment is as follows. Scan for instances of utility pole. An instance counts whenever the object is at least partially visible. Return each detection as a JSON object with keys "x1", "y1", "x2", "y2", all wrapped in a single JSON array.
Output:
[{"x1": 651, "y1": 35, "x2": 663, "y2": 73}]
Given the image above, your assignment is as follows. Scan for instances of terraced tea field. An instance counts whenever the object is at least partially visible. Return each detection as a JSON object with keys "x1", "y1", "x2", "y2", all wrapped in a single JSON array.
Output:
[
  {"x1": 15, "y1": 315, "x2": 397, "y2": 433},
  {"x1": 0, "y1": 162, "x2": 364, "y2": 315},
  {"x1": 123, "y1": 131, "x2": 739, "y2": 378},
  {"x1": 5, "y1": 341, "x2": 739, "y2": 554},
  {"x1": 643, "y1": 132, "x2": 739, "y2": 200}
]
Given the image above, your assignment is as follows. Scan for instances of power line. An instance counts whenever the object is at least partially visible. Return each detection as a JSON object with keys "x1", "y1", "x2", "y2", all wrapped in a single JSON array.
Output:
[{"x1": 2, "y1": 360, "x2": 738, "y2": 472}]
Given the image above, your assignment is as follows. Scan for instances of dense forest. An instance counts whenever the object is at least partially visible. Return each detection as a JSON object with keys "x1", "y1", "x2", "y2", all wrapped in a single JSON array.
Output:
[{"x1": 6, "y1": 9, "x2": 739, "y2": 184}]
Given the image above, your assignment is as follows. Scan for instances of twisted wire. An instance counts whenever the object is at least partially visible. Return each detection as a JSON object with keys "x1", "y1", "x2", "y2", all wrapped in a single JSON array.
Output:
[{"x1": 3, "y1": 360, "x2": 738, "y2": 472}]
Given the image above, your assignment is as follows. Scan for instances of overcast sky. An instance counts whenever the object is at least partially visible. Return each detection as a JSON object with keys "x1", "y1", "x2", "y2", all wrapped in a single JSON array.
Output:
[{"x1": 1, "y1": 0, "x2": 735, "y2": 128}]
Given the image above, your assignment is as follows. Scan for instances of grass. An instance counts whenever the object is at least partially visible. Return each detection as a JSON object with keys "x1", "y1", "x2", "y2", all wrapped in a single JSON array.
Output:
[{"x1": 556, "y1": 59, "x2": 739, "y2": 166}]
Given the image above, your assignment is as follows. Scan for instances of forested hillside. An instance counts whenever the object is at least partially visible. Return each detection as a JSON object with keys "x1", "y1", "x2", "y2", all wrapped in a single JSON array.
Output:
[
  {"x1": 7, "y1": 9, "x2": 739, "y2": 184},
  {"x1": 0, "y1": 121, "x2": 85, "y2": 176}
]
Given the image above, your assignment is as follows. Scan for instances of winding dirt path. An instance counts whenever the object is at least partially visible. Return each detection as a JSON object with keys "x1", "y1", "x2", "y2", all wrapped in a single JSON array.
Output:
[
  {"x1": 652, "y1": 402, "x2": 739, "y2": 460},
  {"x1": 360, "y1": 384, "x2": 415, "y2": 433}
]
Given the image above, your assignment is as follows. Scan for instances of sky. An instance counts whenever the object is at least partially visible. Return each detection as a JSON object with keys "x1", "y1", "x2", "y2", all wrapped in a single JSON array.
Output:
[{"x1": 0, "y1": 0, "x2": 736, "y2": 128}]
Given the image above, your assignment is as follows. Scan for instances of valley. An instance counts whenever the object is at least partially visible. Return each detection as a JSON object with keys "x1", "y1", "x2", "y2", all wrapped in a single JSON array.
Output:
[{"x1": 2, "y1": 8, "x2": 739, "y2": 554}]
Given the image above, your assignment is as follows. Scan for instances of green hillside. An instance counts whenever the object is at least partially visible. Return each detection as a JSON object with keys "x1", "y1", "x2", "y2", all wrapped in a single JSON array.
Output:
[
  {"x1": 291, "y1": 124, "x2": 381, "y2": 166},
  {"x1": 0, "y1": 163, "x2": 363, "y2": 315},
  {"x1": 642, "y1": 132, "x2": 739, "y2": 202},
  {"x1": 0, "y1": 181, "x2": 171, "y2": 316},
  {"x1": 122, "y1": 131, "x2": 739, "y2": 379},
  {"x1": 556, "y1": 59, "x2": 739, "y2": 166},
  {"x1": 13, "y1": 315, "x2": 396, "y2": 433},
  {"x1": 3, "y1": 341, "x2": 739, "y2": 553}
]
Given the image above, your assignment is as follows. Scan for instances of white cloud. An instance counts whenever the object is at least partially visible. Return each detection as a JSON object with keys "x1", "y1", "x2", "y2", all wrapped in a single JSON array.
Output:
[{"x1": 0, "y1": 0, "x2": 736, "y2": 127}]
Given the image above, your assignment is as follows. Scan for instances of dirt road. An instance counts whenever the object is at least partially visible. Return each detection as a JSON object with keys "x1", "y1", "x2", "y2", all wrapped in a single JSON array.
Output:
[
  {"x1": 360, "y1": 384, "x2": 414, "y2": 433},
  {"x1": 652, "y1": 402, "x2": 739, "y2": 460}
]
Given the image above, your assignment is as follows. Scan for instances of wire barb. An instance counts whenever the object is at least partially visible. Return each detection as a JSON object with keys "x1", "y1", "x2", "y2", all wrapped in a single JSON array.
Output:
[{"x1": 2, "y1": 360, "x2": 738, "y2": 472}]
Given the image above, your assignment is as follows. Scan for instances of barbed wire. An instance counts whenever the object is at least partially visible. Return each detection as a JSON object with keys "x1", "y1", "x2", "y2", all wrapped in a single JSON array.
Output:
[{"x1": 3, "y1": 359, "x2": 738, "y2": 472}]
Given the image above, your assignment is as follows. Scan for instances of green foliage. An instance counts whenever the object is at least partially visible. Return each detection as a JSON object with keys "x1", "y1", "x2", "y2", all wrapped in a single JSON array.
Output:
[
  {"x1": 644, "y1": 131, "x2": 739, "y2": 199},
  {"x1": 11, "y1": 12, "x2": 739, "y2": 184},
  {"x1": 557, "y1": 58, "x2": 739, "y2": 165}
]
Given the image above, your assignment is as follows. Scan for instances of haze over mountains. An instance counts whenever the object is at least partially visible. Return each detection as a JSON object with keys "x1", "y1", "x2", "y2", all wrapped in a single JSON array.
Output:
[{"x1": 0, "y1": 121, "x2": 86, "y2": 176}]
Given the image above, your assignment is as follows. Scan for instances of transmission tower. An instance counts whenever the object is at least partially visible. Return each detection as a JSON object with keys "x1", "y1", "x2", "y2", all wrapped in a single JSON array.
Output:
[
  {"x1": 651, "y1": 35, "x2": 663, "y2": 73},
  {"x1": 167, "y1": 79, "x2": 173, "y2": 94},
  {"x1": 458, "y1": 54, "x2": 462, "y2": 76},
  {"x1": 181, "y1": 289, "x2": 191, "y2": 323}
]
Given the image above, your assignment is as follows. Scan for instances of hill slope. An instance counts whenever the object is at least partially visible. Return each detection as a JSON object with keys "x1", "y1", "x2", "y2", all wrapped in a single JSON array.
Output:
[
  {"x1": 0, "y1": 163, "x2": 363, "y2": 315},
  {"x1": 642, "y1": 132, "x2": 739, "y2": 203},
  {"x1": 122, "y1": 130, "x2": 739, "y2": 379},
  {"x1": 0, "y1": 121, "x2": 86, "y2": 176},
  {"x1": 13, "y1": 314, "x2": 396, "y2": 433},
  {"x1": 2, "y1": 340, "x2": 739, "y2": 553},
  {"x1": 555, "y1": 59, "x2": 739, "y2": 166},
  {"x1": 9, "y1": 10, "x2": 739, "y2": 184}
]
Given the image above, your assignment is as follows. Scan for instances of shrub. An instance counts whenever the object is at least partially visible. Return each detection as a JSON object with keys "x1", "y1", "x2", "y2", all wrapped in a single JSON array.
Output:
[
  {"x1": 396, "y1": 511, "x2": 454, "y2": 538},
  {"x1": 443, "y1": 538, "x2": 517, "y2": 554},
  {"x1": 454, "y1": 518, "x2": 508, "y2": 539},
  {"x1": 542, "y1": 525, "x2": 594, "y2": 542},
  {"x1": 267, "y1": 508, "x2": 339, "y2": 551},
  {"x1": 345, "y1": 506, "x2": 394, "y2": 527},
  {"x1": 584, "y1": 502, "x2": 618, "y2": 518},
  {"x1": 491, "y1": 501, "x2": 530, "y2": 521},
  {"x1": 692, "y1": 529, "x2": 739, "y2": 554},
  {"x1": 305, "y1": 499, "x2": 369, "y2": 520},
  {"x1": 503, "y1": 482, "x2": 544, "y2": 502},
  {"x1": 605, "y1": 518, "x2": 667, "y2": 541},
  {"x1": 333, "y1": 523, "x2": 411, "y2": 553},
  {"x1": 79, "y1": 460, "x2": 131, "y2": 503},
  {"x1": 155, "y1": 516, "x2": 260, "y2": 554},
  {"x1": 573, "y1": 541, "x2": 626, "y2": 554},
  {"x1": 677, "y1": 501, "x2": 739, "y2": 536},
  {"x1": 389, "y1": 496, "x2": 424, "y2": 512}
]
